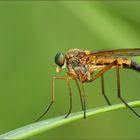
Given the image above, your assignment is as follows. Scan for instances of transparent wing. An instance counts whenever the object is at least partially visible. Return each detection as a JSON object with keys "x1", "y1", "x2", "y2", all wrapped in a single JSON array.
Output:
[{"x1": 90, "y1": 48, "x2": 140, "y2": 57}]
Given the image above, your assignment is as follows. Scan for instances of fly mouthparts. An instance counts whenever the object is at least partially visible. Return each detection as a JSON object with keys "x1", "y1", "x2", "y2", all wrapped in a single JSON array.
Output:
[{"x1": 52, "y1": 64, "x2": 57, "y2": 67}]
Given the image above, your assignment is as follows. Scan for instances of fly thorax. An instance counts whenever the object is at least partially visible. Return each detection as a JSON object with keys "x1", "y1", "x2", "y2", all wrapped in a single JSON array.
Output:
[{"x1": 74, "y1": 66, "x2": 91, "y2": 81}]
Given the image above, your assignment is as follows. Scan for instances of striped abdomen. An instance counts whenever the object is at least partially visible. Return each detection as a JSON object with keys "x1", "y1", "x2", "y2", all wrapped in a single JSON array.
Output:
[{"x1": 130, "y1": 61, "x2": 140, "y2": 72}]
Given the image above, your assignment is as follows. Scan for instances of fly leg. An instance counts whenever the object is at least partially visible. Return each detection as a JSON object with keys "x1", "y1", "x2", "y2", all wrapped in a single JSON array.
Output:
[
  {"x1": 116, "y1": 62, "x2": 140, "y2": 118},
  {"x1": 78, "y1": 61, "x2": 116, "y2": 119},
  {"x1": 75, "y1": 79, "x2": 86, "y2": 118},
  {"x1": 101, "y1": 74, "x2": 111, "y2": 105},
  {"x1": 67, "y1": 72, "x2": 84, "y2": 112},
  {"x1": 34, "y1": 76, "x2": 56, "y2": 122},
  {"x1": 80, "y1": 82, "x2": 86, "y2": 118},
  {"x1": 75, "y1": 79, "x2": 84, "y2": 111},
  {"x1": 35, "y1": 76, "x2": 74, "y2": 122},
  {"x1": 91, "y1": 60, "x2": 116, "y2": 82},
  {"x1": 89, "y1": 60, "x2": 117, "y2": 108},
  {"x1": 65, "y1": 77, "x2": 73, "y2": 118}
]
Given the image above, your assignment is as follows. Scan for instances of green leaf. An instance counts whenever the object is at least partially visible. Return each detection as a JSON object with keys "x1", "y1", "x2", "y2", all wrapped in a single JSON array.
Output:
[{"x1": 1, "y1": 100, "x2": 140, "y2": 139}]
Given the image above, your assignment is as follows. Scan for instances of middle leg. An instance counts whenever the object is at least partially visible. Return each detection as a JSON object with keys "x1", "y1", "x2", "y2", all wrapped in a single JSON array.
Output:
[
  {"x1": 80, "y1": 82, "x2": 86, "y2": 119},
  {"x1": 101, "y1": 74, "x2": 111, "y2": 105}
]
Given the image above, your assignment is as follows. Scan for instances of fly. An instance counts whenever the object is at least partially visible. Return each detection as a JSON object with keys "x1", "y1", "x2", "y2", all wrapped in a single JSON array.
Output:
[{"x1": 35, "y1": 48, "x2": 140, "y2": 121}]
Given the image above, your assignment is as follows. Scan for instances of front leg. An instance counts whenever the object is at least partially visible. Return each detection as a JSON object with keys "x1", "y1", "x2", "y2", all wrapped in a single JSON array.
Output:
[{"x1": 35, "y1": 75, "x2": 74, "y2": 122}]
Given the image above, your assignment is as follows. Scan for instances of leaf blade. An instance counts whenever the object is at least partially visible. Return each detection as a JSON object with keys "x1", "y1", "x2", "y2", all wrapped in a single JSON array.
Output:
[{"x1": 1, "y1": 100, "x2": 140, "y2": 139}]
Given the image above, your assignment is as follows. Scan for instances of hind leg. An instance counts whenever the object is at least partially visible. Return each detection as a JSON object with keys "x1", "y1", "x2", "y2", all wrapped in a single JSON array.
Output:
[{"x1": 116, "y1": 62, "x2": 140, "y2": 118}]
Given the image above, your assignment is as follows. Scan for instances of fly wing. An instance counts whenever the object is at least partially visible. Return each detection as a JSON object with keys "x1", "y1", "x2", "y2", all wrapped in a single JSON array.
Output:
[{"x1": 89, "y1": 48, "x2": 140, "y2": 57}]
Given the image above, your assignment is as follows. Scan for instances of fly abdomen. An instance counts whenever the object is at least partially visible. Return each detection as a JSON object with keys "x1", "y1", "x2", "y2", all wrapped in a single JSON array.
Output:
[{"x1": 130, "y1": 61, "x2": 140, "y2": 72}]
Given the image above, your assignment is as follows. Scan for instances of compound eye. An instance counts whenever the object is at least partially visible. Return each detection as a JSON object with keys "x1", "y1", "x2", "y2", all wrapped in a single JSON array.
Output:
[{"x1": 55, "y1": 52, "x2": 65, "y2": 67}]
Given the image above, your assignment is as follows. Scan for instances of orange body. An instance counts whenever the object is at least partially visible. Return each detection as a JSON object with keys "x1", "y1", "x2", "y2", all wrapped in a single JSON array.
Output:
[{"x1": 65, "y1": 49, "x2": 134, "y2": 82}]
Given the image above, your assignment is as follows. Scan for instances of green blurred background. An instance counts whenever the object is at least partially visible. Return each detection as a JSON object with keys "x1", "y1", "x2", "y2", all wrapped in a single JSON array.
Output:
[{"x1": 1, "y1": 1, "x2": 140, "y2": 139}]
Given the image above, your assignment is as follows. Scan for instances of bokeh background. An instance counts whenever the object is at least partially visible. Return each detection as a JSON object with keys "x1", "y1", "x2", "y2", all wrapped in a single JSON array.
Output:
[{"x1": 1, "y1": 1, "x2": 140, "y2": 139}]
